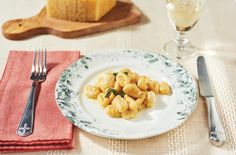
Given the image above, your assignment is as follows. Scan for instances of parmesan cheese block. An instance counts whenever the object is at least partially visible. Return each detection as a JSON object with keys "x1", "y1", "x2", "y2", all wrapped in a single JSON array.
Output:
[{"x1": 47, "y1": 0, "x2": 117, "y2": 22}]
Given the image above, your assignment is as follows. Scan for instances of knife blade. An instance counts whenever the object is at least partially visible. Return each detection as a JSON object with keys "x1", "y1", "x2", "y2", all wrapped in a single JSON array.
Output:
[
  {"x1": 197, "y1": 56, "x2": 226, "y2": 147},
  {"x1": 197, "y1": 56, "x2": 214, "y2": 97}
]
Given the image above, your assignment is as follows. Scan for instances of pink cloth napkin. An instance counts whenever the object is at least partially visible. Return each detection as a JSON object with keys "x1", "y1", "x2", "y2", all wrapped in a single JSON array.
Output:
[{"x1": 0, "y1": 51, "x2": 80, "y2": 152}]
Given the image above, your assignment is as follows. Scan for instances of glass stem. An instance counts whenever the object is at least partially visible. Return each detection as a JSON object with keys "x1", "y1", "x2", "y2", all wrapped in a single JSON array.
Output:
[{"x1": 174, "y1": 32, "x2": 188, "y2": 51}]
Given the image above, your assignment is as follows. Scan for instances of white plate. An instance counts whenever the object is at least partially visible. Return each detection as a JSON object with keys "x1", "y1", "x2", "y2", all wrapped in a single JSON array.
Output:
[{"x1": 55, "y1": 49, "x2": 198, "y2": 139}]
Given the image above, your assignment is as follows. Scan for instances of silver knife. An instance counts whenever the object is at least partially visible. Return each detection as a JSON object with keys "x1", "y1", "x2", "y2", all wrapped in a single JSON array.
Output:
[{"x1": 197, "y1": 56, "x2": 226, "y2": 146}]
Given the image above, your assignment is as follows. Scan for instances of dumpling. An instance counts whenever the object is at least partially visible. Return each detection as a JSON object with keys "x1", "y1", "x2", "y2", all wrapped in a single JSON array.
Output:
[
  {"x1": 148, "y1": 81, "x2": 160, "y2": 94},
  {"x1": 123, "y1": 84, "x2": 141, "y2": 99},
  {"x1": 122, "y1": 110, "x2": 137, "y2": 119},
  {"x1": 85, "y1": 85, "x2": 101, "y2": 99},
  {"x1": 124, "y1": 95, "x2": 138, "y2": 112},
  {"x1": 105, "y1": 105, "x2": 121, "y2": 118},
  {"x1": 128, "y1": 72, "x2": 139, "y2": 83},
  {"x1": 112, "y1": 95, "x2": 128, "y2": 112},
  {"x1": 144, "y1": 91, "x2": 156, "y2": 108},
  {"x1": 97, "y1": 72, "x2": 115, "y2": 91},
  {"x1": 119, "y1": 68, "x2": 132, "y2": 73},
  {"x1": 136, "y1": 92, "x2": 146, "y2": 106},
  {"x1": 97, "y1": 93, "x2": 111, "y2": 107},
  {"x1": 116, "y1": 72, "x2": 130, "y2": 87},
  {"x1": 114, "y1": 81, "x2": 122, "y2": 92},
  {"x1": 159, "y1": 82, "x2": 171, "y2": 94},
  {"x1": 137, "y1": 76, "x2": 150, "y2": 91}
]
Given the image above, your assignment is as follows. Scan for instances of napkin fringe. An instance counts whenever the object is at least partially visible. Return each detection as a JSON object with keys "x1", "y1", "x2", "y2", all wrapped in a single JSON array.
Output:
[
  {"x1": 0, "y1": 144, "x2": 73, "y2": 153},
  {"x1": 0, "y1": 139, "x2": 71, "y2": 146}
]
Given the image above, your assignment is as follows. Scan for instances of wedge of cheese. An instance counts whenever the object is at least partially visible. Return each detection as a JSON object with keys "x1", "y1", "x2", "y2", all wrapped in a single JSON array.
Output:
[{"x1": 47, "y1": 0, "x2": 117, "y2": 22}]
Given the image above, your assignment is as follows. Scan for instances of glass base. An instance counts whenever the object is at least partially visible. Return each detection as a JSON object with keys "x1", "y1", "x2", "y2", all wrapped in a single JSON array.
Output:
[{"x1": 163, "y1": 40, "x2": 197, "y2": 59}]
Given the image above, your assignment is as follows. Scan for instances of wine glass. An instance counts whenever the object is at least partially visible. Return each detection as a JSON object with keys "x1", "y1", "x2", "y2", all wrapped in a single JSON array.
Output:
[{"x1": 164, "y1": 0, "x2": 205, "y2": 59}]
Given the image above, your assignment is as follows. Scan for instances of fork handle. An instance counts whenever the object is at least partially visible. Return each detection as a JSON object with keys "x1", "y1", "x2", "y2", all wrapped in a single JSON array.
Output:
[{"x1": 17, "y1": 82, "x2": 37, "y2": 137}]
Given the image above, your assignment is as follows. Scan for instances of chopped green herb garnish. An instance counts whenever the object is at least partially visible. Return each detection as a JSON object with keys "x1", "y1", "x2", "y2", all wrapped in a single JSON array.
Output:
[
  {"x1": 123, "y1": 72, "x2": 129, "y2": 75},
  {"x1": 105, "y1": 88, "x2": 118, "y2": 98},
  {"x1": 105, "y1": 88, "x2": 126, "y2": 98},
  {"x1": 113, "y1": 72, "x2": 128, "y2": 77},
  {"x1": 113, "y1": 72, "x2": 118, "y2": 77},
  {"x1": 119, "y1": 91, "x2": 125, "y2": 97}
]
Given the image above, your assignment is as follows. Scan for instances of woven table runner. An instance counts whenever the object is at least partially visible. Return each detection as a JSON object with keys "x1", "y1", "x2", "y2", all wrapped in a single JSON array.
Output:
[{"x1": 1, "y1": 1, "x2": 236, "y2": 155}]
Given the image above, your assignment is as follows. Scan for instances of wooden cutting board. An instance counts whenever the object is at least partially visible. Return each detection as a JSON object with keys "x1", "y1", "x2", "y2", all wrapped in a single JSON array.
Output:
[{"x1": 2, "y1": 0, "x2": 141, "y2": 40}]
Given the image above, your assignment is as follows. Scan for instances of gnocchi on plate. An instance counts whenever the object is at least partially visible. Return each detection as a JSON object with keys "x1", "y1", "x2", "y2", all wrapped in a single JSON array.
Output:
[{"x1": 85, "y1": 68, "x2": 171, "y2": 119}]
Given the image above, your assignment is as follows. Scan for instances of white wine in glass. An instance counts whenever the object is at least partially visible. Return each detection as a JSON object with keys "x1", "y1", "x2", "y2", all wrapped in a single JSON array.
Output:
[{"x1": 164, "y1": 0, "x2": 205, "y2": 59}]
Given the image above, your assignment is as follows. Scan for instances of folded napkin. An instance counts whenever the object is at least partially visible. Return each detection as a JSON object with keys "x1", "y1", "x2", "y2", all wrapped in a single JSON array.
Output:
[{"x1": 0, "y1": 51, "x2": 80, "y2": 152}]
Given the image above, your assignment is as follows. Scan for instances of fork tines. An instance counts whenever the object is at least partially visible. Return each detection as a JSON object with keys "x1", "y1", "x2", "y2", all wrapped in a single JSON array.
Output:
[{"x1": 31, "y1": 49, "x2": 47, "y2": 80}]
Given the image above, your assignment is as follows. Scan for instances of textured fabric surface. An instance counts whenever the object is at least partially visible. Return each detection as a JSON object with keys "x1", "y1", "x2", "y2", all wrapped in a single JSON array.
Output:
[
  {"x1": 0, "y1": 0, "x2": 236, "y2": 154},
  {"x1": 0, "y1": 51, "x2": 80, "y2": 152}
]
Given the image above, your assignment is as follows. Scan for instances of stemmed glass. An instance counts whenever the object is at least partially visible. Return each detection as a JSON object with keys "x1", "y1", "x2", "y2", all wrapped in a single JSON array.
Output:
[{"x1": 164, "y1": 0, "x2": 205, "y2": 59}]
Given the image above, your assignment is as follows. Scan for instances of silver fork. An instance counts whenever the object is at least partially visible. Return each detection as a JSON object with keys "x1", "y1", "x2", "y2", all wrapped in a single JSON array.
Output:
[{"x1": 17, "y1": 49, "x2": 47, "y2": 137}]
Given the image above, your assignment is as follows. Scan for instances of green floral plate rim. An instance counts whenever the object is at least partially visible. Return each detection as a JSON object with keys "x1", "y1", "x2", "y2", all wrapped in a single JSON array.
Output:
[{"x1": 55, "y1": 49, "x2": 199, "y2": 139}]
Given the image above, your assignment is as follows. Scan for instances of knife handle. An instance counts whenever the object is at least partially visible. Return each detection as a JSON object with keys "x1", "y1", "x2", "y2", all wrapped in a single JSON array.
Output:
[{"x1": 205, "y1": 97, "x2": 226, "y2": 146}]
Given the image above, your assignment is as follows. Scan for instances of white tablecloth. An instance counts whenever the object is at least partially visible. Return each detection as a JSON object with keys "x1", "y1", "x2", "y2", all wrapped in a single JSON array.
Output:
[{"x1": 1, "y1": 0, "x2": 236, "y2": 154}]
